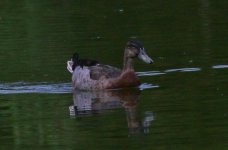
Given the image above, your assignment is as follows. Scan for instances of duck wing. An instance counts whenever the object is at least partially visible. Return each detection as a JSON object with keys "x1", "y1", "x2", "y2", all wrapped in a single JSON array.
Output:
[{"x1": 89, "y1": 64, "x2": 122, "y2": 80}]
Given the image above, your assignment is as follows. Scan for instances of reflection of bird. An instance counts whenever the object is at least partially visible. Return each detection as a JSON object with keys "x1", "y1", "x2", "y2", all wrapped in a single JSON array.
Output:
[
  {"x1": 72, "y1": 53, "x2": 98, "y2": 70},
  {"x1": 69, "y1": 89, "x2": 154, "y2": 134},
  {"x1": 70, "y1": 88, "x2": 141, "y2": 116},
  {"x1": 67, "y1": 40, "x2": 153, "y2": 90}
]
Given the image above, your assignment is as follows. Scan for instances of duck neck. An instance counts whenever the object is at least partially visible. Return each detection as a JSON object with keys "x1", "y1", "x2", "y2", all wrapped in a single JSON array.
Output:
[{"x1": 123, "y1": 49, "x2": 134, "y2": 71}]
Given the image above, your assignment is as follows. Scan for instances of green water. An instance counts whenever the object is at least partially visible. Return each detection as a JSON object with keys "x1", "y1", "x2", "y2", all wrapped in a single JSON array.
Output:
[{"x1": 0, "y1": 0, "x2": 228, "y2": 150}]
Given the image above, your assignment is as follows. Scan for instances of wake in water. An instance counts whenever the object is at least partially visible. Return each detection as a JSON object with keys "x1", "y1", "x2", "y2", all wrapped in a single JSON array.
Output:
[
  {"x1": 0, "y1": 82, "x2": 159, "y2": 94},
  {"x1": 212, "y1": 65, "x2": 228, "y2": 69},
  {"x1": 0, "y1": 82, "x2": 72, "y2": 94},
  {"x1": 0, "y1": 64, "x2": 227, "y2": 94},
  {"x1": 137, "y1": 64, "x2": 228, "y2": 76}
]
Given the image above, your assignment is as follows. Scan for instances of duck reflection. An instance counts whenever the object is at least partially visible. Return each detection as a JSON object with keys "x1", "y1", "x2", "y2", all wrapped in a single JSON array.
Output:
[{"x1": 69, "y1": 88, "x2": 154, "y2": 134}]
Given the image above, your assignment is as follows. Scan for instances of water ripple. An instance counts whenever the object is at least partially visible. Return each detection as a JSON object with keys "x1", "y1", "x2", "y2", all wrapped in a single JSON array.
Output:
[
  {"x1": 0, "y1": 82, "x2": 72, "y2": 94},
  {"x1": 137, "y1": 67, "x2": 202, "y2": 77},
  {"x1": 137, "y1": 71, "x2": 165, "y2": 77},
  {"x1": 1, "y1": 65, "x2": 227, "y2": 94},
  {"x1": 0, "y1": 82, "x2": 159, "y2": 94},
  {"x1": 139, "y1": 83, "x2": 159, "y2": 90},
  {"x1": 164, "y1": 67, "x2": 202, "y2": 73},
  {"x1": 136, "y1": 64, "x2": 228, "y2": 78},
  {"x1": 212, "y1": 65, "x2": 228, "y2": 69}
]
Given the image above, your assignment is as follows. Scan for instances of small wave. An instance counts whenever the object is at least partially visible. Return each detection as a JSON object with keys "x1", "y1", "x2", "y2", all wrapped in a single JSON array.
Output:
[
  {"x1": 137, "y1": 67, "x2": 201, "y2": 77},
  {"x1": 212, "y1": 65, "x2": 228, "y2": 69},
  {"x1": 139, "y1": 83, "x2": 159, "y2": 90},
  {"x1": 164, "y1": 67, "x2": 201, "y2": 73},
  {"x1": 0, "y1": 82, "x2": 72, "y2": 94},
  {"x1": 0, "y1": 82, "x2": 159, "y2": 94},
  {"x1": 1, "y1": 64, "x2": 226, "y2": 94},
  {"x1": 137, "y1": 71, "x2": 166, "y2": 77}
]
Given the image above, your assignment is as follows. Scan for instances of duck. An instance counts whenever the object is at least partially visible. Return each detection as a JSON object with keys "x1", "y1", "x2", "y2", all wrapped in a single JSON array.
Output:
[{"x1": 67, "y1": 40, "x2": 153, "y2": 90}]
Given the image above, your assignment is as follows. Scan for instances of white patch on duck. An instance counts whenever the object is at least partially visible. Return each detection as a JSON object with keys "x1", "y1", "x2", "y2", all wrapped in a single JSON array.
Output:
[{"x1": 72, "y1": 66, "x2": 98, "y2": 90}]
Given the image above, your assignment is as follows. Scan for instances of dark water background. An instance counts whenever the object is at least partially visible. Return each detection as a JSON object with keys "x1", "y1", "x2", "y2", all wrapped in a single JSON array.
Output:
[{"x1": 0, "y1": 0, "x2": 228, "y2": 149}]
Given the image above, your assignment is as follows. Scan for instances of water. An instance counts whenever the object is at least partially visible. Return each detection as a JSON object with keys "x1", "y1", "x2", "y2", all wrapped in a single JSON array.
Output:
[{"x1": 0, "y1": 0, "x2": 228, "y2": 150}]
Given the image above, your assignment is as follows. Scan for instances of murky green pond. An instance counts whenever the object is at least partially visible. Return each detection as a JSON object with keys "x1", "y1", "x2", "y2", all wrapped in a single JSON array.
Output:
[{"x1": 1, "y1": 0, "x2": 228, "y2": 149}]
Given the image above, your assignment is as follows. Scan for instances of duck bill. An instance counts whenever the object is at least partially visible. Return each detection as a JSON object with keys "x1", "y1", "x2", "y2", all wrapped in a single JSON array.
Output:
[{"x1": 138, "y1": 48, "x2": 153, "y2": 64}]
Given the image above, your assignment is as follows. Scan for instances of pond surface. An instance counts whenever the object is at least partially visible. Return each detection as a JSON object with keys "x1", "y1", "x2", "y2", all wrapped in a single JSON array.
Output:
[{"x1": 0, "y1": 0, "x2": 228, "y2": 150}]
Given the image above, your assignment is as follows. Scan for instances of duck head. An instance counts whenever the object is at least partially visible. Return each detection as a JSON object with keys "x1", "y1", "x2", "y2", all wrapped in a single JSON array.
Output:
[{"x1": 125, "y1": 40, "x2": 153, "y2": 64}]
